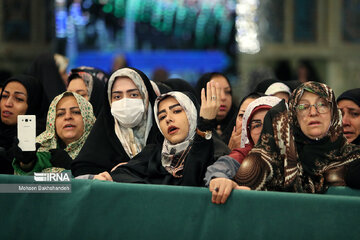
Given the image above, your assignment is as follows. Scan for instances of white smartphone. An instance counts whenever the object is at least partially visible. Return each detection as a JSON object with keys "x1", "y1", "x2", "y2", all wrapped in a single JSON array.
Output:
[{"x1": 17, "y1": 115, "x2": 36, "y2": 151}]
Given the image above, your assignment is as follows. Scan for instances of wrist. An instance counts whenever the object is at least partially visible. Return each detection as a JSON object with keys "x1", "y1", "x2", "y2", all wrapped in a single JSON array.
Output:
[
  {"x1": 196, "y1": 128, "x2": 212, "y2": 140},
  {"x1": 197, "y1": 117, "x2": 216, "y2": 131}
]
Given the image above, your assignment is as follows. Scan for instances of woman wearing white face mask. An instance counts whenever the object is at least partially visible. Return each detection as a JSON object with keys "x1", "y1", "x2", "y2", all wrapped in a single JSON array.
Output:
[{"x1": 71, "y1": 68, "x2": 161, "y2": 179}]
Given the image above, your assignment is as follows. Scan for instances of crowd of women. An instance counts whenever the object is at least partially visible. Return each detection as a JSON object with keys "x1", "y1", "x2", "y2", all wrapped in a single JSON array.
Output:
[{"x1": 1, "y1": 53, "x2": 360, "y2": 204}]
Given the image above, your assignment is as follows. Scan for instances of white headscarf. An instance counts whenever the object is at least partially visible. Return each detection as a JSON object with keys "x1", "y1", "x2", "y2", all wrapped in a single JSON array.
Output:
[
  {"x1": 265, "y1": 82, "x2": 291, "y2": 96},
  {"x1": 240, "y1": 96, "x2": 283, "y2": 148},
  {"x1": 154, "y1": 91, "x2": 197, "y2": 176},
  {"x1": 107, "y1": 68, "x2": 153, "y2": 158}
]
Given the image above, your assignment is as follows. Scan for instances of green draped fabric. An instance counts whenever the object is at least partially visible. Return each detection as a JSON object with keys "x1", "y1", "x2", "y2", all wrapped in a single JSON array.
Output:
[{"x1": 0, "y1": 174, "x2": 359, "y2": 240}]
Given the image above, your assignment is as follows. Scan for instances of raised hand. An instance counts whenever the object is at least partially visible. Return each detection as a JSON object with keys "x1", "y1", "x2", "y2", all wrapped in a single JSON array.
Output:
[
  {"x1": 199, "y1": 81, "x2": 221, "y2": 120},
  {"x1": 228, "y1": 126, "x2": 242, "y2": 150}
]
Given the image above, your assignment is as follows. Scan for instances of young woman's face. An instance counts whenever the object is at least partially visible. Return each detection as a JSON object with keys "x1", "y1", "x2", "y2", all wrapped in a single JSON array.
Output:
[
  {"x1": 1, "y1": 81, "x2": 28, "y2": 125},
  {"x1": 249, "y1": 109, "x2": 268, "y2": 145},
  {"x1": 111, "y1": 77, "x2": 141, "y2": 103},
  {"x1": 67, "y1": 78, "x2": 89, "y2": 100},
  {"x1": 211, "y1": 75, "x2": 232, "y2": 121},
  {"x1": 296, "y1": 91, "x2": 331, "y2": 140},
  {"x1": 235, "y1": 98, "x2": 255, "y2": 132},
  {"x1": 157, "y1": 97, "x2": 189, "y2": 144},
  {"x1": 55, "y1": 96, "x2": 84, "y2": 146},
  {"x1": 338, "y1": 99, "x2": 360, "y2": 143}
]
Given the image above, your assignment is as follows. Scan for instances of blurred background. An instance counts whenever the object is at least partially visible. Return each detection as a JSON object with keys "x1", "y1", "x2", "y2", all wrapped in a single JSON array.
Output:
[{"x1": 0, "y1": 0, "x2": 359, "y2": 101}]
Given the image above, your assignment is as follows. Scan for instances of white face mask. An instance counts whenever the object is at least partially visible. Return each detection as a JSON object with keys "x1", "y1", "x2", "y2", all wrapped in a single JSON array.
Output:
[{"x1": 111, "y1": 98, "x2": 145, "y2": 128}]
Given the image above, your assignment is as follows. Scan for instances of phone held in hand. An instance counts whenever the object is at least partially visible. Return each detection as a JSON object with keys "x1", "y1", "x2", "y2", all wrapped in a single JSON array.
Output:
[{"x1": 17, "y1": 115, "x2": 36, "y2": 151}]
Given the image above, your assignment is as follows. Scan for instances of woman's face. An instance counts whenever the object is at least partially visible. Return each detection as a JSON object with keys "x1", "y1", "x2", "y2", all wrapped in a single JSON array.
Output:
[
  {"x1": 111, "y1": 77, "x2": 141, "y2": 103},
  {"x1": 157, "y1": 97, "x2": 189, "y2": 144},
  {"x1": 235, "y1": 97, "x2": 255, "y2": 132},
  {"x1": 296, "y1": 91, "x2": 331, "y2": 140},
  {"x1": 249, "y1": 109, "x2": 268, "y2": 145},
  {"x1": 55, "y1": 96, "x2": 84, "y2": 146},
  {"x1": 338, "y1": 99, "x2": 360, "y2": 143},
  {"x1": 67, "y1": 78, "x2": 89, "y2": 100},
  {"x1": 1, "y1": 81, "x2": 28, "y2": 125},
  {"x1": 211, "y1": 75, "x2": 232, "y2": 121}
]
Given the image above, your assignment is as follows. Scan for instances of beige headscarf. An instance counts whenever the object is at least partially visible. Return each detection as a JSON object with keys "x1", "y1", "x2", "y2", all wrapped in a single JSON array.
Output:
[{"x1": 107, "y1": 68, "x2": 153, "y2": 158}]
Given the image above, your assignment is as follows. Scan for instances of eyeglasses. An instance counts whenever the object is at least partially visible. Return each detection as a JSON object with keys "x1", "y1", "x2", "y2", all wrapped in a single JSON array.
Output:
[
  {"x1": 248, "y1": 120, "x2": 263, "y2": 134},
  {"x1": 296, "y1": 101, "x2": 331, "y2": 116}
]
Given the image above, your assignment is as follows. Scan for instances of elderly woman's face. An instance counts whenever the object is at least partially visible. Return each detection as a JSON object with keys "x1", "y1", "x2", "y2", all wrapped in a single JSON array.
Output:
[
  {"x1": 157, "y1": 97, "x2": 189, "y2": 144},
  {"x1": 296, "y1": 91, "x2": 331, "y2": 140},
  {"x1": 55, "y1": 96, "x2": 84, "y2": 146},
  {"x1": 338, "y1": 99, "x2": 360, "y2": 143}
]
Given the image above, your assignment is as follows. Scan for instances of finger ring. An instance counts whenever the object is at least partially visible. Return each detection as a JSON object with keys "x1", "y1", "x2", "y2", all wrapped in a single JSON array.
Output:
[
  {"x1": 214, "y1": 187, "x2": 219, "y2": 192},
  {"x1": 211, "y1": 96, "x2": 217, "y2": 100}
]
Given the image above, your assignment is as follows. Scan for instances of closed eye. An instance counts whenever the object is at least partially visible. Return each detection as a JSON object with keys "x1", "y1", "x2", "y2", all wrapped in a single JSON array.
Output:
[
  {"x1": 72, "y1": 110, "x2": 81, "y2": 115},
  {"x1": 174, "y1": 109, "x2": 183, "y2": 114},
  {"x1": 56, "y1": 112, "x2": 65, "y2": 117},
  {"x1": 351, "y1": 112, "x2": 360, "y2": 118},
  {"x1": 158, "y1": 114, "x2": 166, "y2": 121}
]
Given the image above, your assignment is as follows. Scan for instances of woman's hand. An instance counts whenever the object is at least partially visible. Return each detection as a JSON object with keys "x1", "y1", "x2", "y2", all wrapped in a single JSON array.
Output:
[
  {"x1": 228, "y1": 126, "x2": 242, "y2": 150},
  {"x1": 111, "y1": 162, "x2": 128, "y2": 172},
  {"x1": 200, "y1": 81, "x2": 221, "y2": 120},
  {"x1": 209, "y1": 177, "x2": 250, "y2": 204},
  {"x1": 93, "y1": 171, "x2": 113, "y2": 181}
]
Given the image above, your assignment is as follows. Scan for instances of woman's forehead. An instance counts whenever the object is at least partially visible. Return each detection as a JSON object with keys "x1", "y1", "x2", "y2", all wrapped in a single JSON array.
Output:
[
  {"x1": 113, "y1": 77, "x2": 137, "y2": 90},
  {"x1": 56, "y1": 95, "x2": 79, "y2": 109},
  {"x1": 4, "y1": 81, "x2": 27, "y2": 95},
  {"x1": 158, "y1": 96, "x2": 179, "y2": 109},
  {"x1": 299, "y1": 91, "x2": 323, "y2": 102}
]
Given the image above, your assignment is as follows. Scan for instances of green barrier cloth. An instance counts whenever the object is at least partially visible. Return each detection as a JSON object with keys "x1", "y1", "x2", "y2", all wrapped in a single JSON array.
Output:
[{"x1": 0, "y1": 174, "x2": 359, "y2": 240}]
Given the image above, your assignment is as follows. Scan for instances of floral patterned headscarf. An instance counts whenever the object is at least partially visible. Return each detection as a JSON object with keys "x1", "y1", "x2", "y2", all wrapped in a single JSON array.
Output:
[
  {"x1": 36, "y1": 91, "x2": 96, "y2": 159},
  {"x1": 235, "y1": 82, "x2": 360, "y2": 193}
]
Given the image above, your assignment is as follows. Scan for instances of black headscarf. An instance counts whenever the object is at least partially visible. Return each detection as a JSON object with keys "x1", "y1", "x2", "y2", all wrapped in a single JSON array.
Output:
[
  {"x1": 235, "y1": 82, "x2": 360, "y2": 193},
  {"x1": 27, "y1": 53, "x2": 67, "y2": 113},
  {"x1": 71, "y1": 66, "x2": 109, "y2": 83},
  {"x1": 337, "y1": 88, "x2": 360, "y2": 145},
  {"x1": 69, "y1": 68, "x2": 106, "y2": 117},
  {"x1": 164, "y1": 78, "x2": 197, "y2": 97},
  {"x1": 0, "y1": 75, "x2": 46, "y2": 174},
  {"x1": 195, "y1": 72, "x2": 238, "y2": 144},
  {"x1": 71, "y1": 67, "x2": 162, "y2": 177}
]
